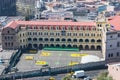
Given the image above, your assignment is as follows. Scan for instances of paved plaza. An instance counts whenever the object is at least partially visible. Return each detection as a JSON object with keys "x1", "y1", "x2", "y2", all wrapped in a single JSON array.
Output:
[{"x1": 16, "y1": 50, "x2": 103, "y2": 72}]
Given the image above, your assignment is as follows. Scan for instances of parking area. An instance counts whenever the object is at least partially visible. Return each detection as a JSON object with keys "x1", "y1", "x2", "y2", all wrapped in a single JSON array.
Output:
[{"x1": 16, "y1": 50, "x2": 103, "y2": 72}]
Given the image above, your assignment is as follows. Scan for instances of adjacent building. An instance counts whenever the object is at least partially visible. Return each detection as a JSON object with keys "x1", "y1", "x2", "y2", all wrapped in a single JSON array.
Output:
[
  {"x1": 106, "y1": 16, "x2": 120, "y2": 62},
  {"x1": 108, "y1": 63, "x2": 120, "y2": 80}
]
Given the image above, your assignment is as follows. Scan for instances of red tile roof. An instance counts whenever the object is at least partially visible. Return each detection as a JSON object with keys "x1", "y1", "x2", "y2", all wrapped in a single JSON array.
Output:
[
  {"x1": 5, "y1": 20, "x2": 96, "y2": 29},
  {"x1": 108, "y1": 16, "x2": 120, "y2": 31}
]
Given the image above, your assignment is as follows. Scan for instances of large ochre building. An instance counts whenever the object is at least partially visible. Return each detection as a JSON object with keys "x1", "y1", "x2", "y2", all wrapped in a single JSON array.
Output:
[{"x1": 2, "y1": 19, "x2": 108, "y2": 53}]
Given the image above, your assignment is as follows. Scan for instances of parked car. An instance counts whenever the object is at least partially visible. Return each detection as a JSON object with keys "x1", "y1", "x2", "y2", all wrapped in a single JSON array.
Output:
[{"x1": 72, "y1": 70, "x2": 85, "y2": 78}]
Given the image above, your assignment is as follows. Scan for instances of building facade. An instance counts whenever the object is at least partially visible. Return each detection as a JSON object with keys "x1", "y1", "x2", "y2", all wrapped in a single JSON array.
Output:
[
  {"x1": 106, "y1": 31, "x2": 120, "y2": 62},
  {"x1": 0, "y1": 0, "x2": 16, "y2": 16},
  {"x1": 1, "y1": 20, "x2": 107, "y2": 52},
  {"x1": 106, "y1": 16, "x2": 120, "y2": 62}
]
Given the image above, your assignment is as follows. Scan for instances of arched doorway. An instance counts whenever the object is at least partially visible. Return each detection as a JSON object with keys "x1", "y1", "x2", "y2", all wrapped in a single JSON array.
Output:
[
  {"x1": 28, "y1": 43, "x2": 32, "y2": 49},
  {"x1": 50, "y1": 44, "x2": 54, "y2": 47},
  {"x1": 44, "y1": 44, "x2": 49, "y2": 47},
  {"x1": 97, "y1": 45, "x2": 101, "y2": 50},
  {"x1": 91, "y1": 45, "x2": 95, "y2": 50},
  {"x1": 85, "y1": 45, "x2": 89, "y2": 50},
  {"x1": 67, "y1": 44, "x2": 72, "y2": 48},
  {"x1": 62, "y1": 44, "x2": 66, "y2": 48},
  {"x1": 79, "y1": 45, "x2": 83, "y2": 50},
  {"x1": 39, "y1": 44, "x2": 43, "y2": 49},
  {"x1": 33, "y1": 44, "x2": 38, "y2": 49},
  {"x1": 73, "y1": 45, "x2": 77, "y2": 48},
  {"x1": 56, "y1": 44, "x2": 60, "y2": 47}
]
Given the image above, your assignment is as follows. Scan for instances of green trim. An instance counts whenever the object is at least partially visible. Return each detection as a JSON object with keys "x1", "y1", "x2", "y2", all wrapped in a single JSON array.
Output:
[{"x1": 43, "y1": 47, "x2": 79, "y2": 51}]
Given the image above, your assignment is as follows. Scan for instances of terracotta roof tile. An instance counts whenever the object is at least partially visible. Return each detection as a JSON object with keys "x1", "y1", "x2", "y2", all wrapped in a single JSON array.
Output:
[
  {"x1": 5, "y1": 21, "x2": 96, "y2": 29},
  {"x1": 108, "y1": 16, "x2": 120, "y2": 31}
]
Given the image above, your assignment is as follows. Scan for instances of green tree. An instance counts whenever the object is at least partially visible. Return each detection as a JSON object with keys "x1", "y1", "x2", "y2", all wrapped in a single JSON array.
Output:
[{"x1": 97, "y1": 72, "x2": 113, "y2": 80}]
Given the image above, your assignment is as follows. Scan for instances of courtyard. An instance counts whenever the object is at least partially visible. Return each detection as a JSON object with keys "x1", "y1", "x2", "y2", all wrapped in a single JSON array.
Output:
[{"x1": 16, "y1": 50, "x2": 103, "y2": 72}]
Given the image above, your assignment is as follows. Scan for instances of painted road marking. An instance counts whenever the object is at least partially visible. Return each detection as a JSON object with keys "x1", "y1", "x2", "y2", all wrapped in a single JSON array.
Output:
[
  {"x1": 35, "y1": 61, "x2": 47, "y2": 65},
  {"x1": 68, "y1": 62, "x2": 79, "y2": 66},
  {"x1": 25, "y1": 56, "x2": 34, "y2": 60},
  {"x1": 40, "y1": 52, "x2": 51, "y2": 56},
  {"x1": 70, "y1": 53, "x2": 88, "y2": 57}
]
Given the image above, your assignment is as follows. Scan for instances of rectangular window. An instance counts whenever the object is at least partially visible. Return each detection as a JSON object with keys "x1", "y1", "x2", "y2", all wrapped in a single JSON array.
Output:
[
  {"x1": 118, "y1": 33, "x2": 120, "y2": 37},
  {"x1": 117, "y1": 42, "x2": 120, "y2": 47},
  {"x1": 61, "y1": 31, "x2": 66, "y2": 36},
  {"x1": 110, "y1": 45, "x2": 112, "y2": 47},
  {"x1": 11, "y1": 36, "x2": 13, "y2": 40},
  {"x1": 5, "y1": 36, "x2": 7, "y2": 40},
  {"x1": 117, "y1": 52, "x2": 119, "y2": 56},
  {"x1": 11, "y1": 43, "x2": 13, "y2": 46},
  {"x1": 5, "y1": 43, "x2": 7, "y2": 47},
  {"x1": 29, "y1": 32, "x2": 31, "y2": 35},
  {"x1": 28, "y1": 32, "x2": 29, "y2": 35}
]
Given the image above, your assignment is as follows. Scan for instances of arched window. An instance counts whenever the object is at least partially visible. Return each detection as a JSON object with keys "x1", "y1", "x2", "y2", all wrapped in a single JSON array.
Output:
[
  {"x1": 85, "y1": 45, "x2": 89, "y2": 50},
  {"x1": 56, "y1": 38, "x2": 60, "y2": 42},
  {"x1": 73, "y1": 39, "x2": 77, "y2": 42},
  {"x1": 50, "y1": 38, "x2": 54, "y2": 42},
  {"x1": 91, "y1": 39, "x2": 95, "y2": 42},
  {"x1": 79, "y1": 39, "x2": 83, "y2": 42},
  {"x1": 97, "y1": 45, "x2": 101, "y2": 50},
  {"x1": 28, "y1": 38, "x2": 32, "y2": 41},
  {"x1": 39, "y1": 38, "x2": 43, "y2": 41},
  {"x1": 85, "y1": 39, "x2": 89, "y2": 42},
  {"x1": 33, "y1": 38, "x2": 37, "y2": 41},
  {"x1": 67, "y1": 38, "x2": 71, "y2": 42},
  {"x1": 62, "y1": 38, "x2": 66, "y2": 42},
  {"x1": 97, "y1": 39, "x2": 101, "y2": 42},
  {"x1": 44, "y1": 38, "x2": 49, "y2": 41}
]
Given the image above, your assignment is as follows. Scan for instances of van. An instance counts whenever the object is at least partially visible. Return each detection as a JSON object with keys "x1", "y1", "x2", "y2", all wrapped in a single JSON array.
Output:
[{"x1": 72, "y1": 70, "x2": 85, "y2": 78}]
